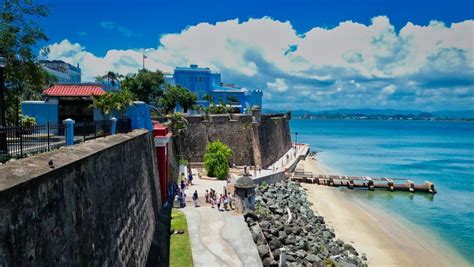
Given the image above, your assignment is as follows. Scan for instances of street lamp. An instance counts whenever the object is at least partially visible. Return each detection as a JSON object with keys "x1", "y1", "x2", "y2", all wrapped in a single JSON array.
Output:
[
  {"x1": 295, "y1": 132, "x2": 298, "y2": 152},
  {"x1": 0, "y1": 49, "x2": 8, "y2": 154}
]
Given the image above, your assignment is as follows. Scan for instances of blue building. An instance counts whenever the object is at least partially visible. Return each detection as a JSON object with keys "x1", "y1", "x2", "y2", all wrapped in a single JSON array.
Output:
[
  {"x1": 40, "y1": 60, "x2": 82, "y2": 83},
  {"x1": 168, "y1": 64, "x2": 262, "y2": 112}
]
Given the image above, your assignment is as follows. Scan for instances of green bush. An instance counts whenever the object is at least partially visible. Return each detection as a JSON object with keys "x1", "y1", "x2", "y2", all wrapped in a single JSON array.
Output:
[
  {"x1": 19, "y1": 114, "x2": 36, "y2": 126},
  {"x1": 204, "y1": 141, "x2": 233, "y2": 180}
]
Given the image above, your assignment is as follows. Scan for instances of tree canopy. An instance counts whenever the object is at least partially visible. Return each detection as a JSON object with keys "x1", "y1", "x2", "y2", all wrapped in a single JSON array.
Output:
[
  {"x1": 167, "y1": 112, "x2": 188, "y2": 135},
  {"x1": 91, "y1": 89, "x2": 136, "y2": 118},
  {"x1": 95, "y1": 71, "x2": 124, "y2": 87},
  {"x1": 226, "y1": 96, "x2": 239, "y2": 104},
  {"x1": 1, "y1": 0, "x2": 54, "y2": 124},
  {"x1": 204, "y1": 141, "x2": 233, "y2": 180},
  {"x1": 158, "y1": 84, "x2": 197, "y2": 114},
  {"x1": 120, "y1": 69, "x2": 164, "y2": 103}
]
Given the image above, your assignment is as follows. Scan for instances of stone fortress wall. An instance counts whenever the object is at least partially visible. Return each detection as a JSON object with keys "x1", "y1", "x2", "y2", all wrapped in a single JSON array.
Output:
[
  {"x1": 0, "y1": 130, "x2": 161, "y2": 266},
  {"x1": 179, "y1": 112, "x2": 292, "y2": 168}
]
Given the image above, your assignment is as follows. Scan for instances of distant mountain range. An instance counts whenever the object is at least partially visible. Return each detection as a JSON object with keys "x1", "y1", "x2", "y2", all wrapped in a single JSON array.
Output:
[{"x1": 263, "y1": 108, "x2": 474, "y2": 119}]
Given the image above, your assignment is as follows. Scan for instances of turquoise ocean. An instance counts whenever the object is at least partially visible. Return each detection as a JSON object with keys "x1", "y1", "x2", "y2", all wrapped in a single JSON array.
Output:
[{"x1": 290, "y1": 119, "x2": 474, "y2": 263}]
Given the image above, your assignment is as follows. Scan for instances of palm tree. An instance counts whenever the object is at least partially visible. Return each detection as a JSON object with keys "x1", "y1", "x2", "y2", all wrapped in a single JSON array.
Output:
[
  {"x1": 202, "y1": 93, "x2": 214, "y2": 104},
  {"x1": 92, "y1": 89, "x2": 135, "y2": 118},
  {"x1": 95, "y1": 71, "x2": 124, "y2": 87},
  {"x1": 226, "y1": 96, "x2": 239, "y2": 104}
]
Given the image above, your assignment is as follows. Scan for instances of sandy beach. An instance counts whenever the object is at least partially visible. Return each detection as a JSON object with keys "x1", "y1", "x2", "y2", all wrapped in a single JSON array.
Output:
[{"x1": 298, "y1": 156, "x2": 470, "y2": 267}]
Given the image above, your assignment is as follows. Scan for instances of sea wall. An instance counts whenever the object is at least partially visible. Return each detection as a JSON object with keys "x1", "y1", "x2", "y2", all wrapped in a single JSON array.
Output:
[
  {"x1": 254, "y1": 115, "x2": 292, "y2": 168},
  {"x1": 0, "y1": 130, "x2": 161, "y2": 266},
  {"x1": 246, "y1": 180, "x2": 367, "y2": 266},
  {"x1": 179, "y1": 113, "x2": 292, "y2": 168}
]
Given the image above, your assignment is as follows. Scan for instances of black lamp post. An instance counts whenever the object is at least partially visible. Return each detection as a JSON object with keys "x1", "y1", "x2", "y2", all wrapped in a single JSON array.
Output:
[
  {"x1": 295, "y1": 132, "x2": 298, "y2": 150},
  {"x1": 0, "y1": 49, "x2": 8, "y2": 154}
]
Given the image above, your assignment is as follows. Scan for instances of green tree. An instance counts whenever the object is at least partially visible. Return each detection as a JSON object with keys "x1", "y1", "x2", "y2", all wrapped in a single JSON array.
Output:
[
  {"x1": 92, "y1": 89, "x2": 136, "y2": 118},
  {"x1": 209, "y1": 103, "x2": 230, "y2": 114},
  {"x1": 226, "y1": 96, "x2": 239, "y2": 104},
  {"x1": 204, "y1": 141, "x2": 233, "y2": 180},
  {"x1": 167, "y1": 112, "x2": 188, "y2": 135},
  {"x1": 158, "y1": 84, "x2": 178, "y2": 114},
  {"x1": 1, "y1": 0, "x2": 52, "y2": 124},
  {"x1": 175, "y1": 85, "x2": 197, "y2": 113},
  {"x1": 202, "y1": 93, "x2": 214, "y2": 104},
  {"x1": 158, "y1": 84, "x2": 197, "y2": 114},
  {"x1": 95, "y1": 71, "x2": 124, "y2": 87},
  {"x1": 121, "y1": 69, "x2": 164, "y2": 103}
]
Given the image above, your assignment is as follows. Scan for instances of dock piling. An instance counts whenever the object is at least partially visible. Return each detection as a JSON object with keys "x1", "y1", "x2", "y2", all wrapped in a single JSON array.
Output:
[{"x1": 291, "y1": 171, "x2": 437, "y2": 194}]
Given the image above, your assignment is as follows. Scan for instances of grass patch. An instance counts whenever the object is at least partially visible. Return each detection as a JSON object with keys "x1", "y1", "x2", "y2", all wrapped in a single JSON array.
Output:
[{"x1": 169, "y1": 209, "x2": 193, "y2": 267}]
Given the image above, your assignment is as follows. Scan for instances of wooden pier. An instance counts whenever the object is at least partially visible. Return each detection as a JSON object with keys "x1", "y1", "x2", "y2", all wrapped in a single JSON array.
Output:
[{"x1": 290, "y1": 169, "x2": 437, "y2": 194}]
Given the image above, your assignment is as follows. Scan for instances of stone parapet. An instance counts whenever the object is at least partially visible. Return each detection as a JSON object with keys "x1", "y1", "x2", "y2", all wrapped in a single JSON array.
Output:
[{"x1": 0, "y1": 130, "x2": 160, "y2": 266}]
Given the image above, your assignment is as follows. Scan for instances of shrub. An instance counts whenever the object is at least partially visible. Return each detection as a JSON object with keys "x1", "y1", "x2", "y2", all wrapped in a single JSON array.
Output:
[
  {"x1": 204, "y1": 141, "x2": 233, "y2": 180},
  {"x1": 19, "y1": 114, "x2": 36, "y2": 127}
]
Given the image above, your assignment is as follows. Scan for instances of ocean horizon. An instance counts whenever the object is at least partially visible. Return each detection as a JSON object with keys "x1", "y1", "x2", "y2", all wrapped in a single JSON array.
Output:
[{"x1": 291, "y1": 119, "x2": 474, "y2": 264}]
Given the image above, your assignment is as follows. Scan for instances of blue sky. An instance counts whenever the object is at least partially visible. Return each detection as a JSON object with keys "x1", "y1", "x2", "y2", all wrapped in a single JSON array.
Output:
[{"x1": 41, "y1": 0, "x2": 474, "y2": 111}]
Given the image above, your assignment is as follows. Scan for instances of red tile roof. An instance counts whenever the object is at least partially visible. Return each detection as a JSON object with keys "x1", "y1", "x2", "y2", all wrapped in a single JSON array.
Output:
[{"x1": 43, "y1": 84, "x2": 106, "y2": 97}]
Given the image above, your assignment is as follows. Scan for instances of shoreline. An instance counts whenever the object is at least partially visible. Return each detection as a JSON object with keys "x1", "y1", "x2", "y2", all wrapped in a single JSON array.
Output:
[{"x1": 298, "y1": 155, "x2": 470, "y2": 266}]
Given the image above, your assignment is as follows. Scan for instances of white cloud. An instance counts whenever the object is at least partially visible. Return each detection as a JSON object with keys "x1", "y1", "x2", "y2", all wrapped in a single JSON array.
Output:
[
  {"x1": 267, "y1": 78, "x2": 289, "y2": 92},
  {"x1": 44, "y1": 17, "x2": 474, "y2": 110},
  {"x1": 382, "y1": 85, "x2": 397, "y2": 94}
]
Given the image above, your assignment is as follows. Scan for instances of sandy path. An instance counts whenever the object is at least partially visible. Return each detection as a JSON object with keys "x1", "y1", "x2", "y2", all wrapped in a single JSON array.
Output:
[{"x1": 299, "y1": 156, "x2": 469, "y2": 267}]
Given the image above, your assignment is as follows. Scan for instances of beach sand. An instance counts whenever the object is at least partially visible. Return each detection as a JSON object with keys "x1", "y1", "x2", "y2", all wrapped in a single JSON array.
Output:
[{"x1": 298, "y1": 156, "x2": 470, "y2": 267}]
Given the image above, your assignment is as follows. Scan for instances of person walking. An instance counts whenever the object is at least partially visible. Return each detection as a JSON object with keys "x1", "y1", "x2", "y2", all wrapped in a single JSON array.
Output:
[
  {"x1": 216, "y1": 194, "x2": 222, "y2": 211},
  {"x1": 179, "y1": 191, "x2": 186, "y2": 208},
  {"x1": 180, "y1": 180, "x2": 186, "y2": 192},
  {"x1": 192, "y1": 190, "x2": 199, "y2": 207},
  {"x1": 188, "y1": 171, "x2": 193, "y2": 186},
  {"x1": 228, "y1": 192, "x2": 233, "y2": 210},
  {"x1": 223, "y1": 194, "x2": 228, "y2": 211},
  {"x1": 205, "y1": 189, "x2": 210, "y2": 203}
]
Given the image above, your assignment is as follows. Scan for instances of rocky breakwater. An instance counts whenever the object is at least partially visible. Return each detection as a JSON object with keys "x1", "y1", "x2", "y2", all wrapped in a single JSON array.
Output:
[{"x1": 245, "y1": 181, "x2": 367, "y2": 267}]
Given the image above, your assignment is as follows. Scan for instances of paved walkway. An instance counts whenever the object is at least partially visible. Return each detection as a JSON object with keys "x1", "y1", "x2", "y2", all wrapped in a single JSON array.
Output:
[
  {"x1": 180, "y1": 175, "x2": 262, "y2": 267},
  {"x1": 231, "y1": 143, "x2": 310, "y2": 181}
]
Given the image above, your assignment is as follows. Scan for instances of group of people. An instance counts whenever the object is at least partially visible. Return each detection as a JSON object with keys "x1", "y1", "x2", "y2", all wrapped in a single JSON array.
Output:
[
  {"x1": 180, "y1": 172, "x2": 193, "y2": 191},
  {"x1": 175, "y1": 171, "x2": 194, "y2": 208},
  {"x1": 175, "y1": 170, "x2": 236, "y2": 211},
  {"x1": 205, "y1": 189, "x2": 234, "y2": 211}
]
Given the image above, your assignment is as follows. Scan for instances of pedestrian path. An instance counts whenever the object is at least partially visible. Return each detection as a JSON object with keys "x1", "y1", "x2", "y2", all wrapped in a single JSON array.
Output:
[
  {"x1": 232, "y1": 143, "x2": 309, "y2": 181},
  {"x1": 180, "y1": 175, "x2": 262, "y2": 267}
]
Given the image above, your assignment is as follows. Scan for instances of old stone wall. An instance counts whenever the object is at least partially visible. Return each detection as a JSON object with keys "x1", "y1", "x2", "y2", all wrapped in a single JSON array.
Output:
[
  {"x1": 0, "y1": 130, "x2": 161, "y2": 266},
  {"x1": 168, "y1": 137, "x2": 180, "y2": 183},
  {"x1": 255, "y1": 115, "x2": 292, "y2": 168},
  {"x1": 179, "y1": 113, "x2": 291, "y2": 168},
  {"x1": 179, "y1": 114, "x2": 255, "y2": 166}
]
